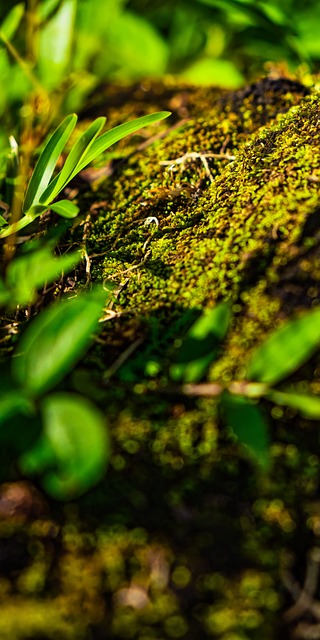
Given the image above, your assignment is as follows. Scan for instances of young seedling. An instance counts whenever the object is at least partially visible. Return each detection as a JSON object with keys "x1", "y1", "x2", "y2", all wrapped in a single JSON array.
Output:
[{"x1": 0, "y1": 111, "x2": 171, "y2": 238}]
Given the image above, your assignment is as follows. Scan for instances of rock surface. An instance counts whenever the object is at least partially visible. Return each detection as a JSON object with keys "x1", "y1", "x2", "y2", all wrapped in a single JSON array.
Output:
[{"x1": 1, "y1": 74, "x2": 320, "y2": 640}]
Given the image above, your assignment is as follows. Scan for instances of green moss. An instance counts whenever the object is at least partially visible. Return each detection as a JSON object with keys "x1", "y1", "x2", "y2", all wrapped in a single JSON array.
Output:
[{"x1": 2, "y1": 75, "x2": 320, "y2": 639}]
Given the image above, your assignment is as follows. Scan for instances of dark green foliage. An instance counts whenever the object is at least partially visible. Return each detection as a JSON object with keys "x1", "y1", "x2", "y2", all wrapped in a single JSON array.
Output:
[{"x1": 170, "y1": 301, "x2": 232, "y2": 382}]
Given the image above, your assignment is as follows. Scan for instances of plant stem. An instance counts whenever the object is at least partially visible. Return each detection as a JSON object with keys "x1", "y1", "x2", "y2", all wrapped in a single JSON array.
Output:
[{"x1": 0, "y1": 213, "x2": 39, "y2": 240}]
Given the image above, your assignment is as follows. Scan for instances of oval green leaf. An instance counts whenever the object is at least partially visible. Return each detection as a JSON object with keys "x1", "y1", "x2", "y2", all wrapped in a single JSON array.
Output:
[
  {"x1": 247, "y1": 307, "x2": 320, "y2": 385},
  {"x1": 12, "y1": 286, "x2": 107, "y2": 395},
  {"x1": 50, "y1": 199, "x2": 79, "y2": 218},
  {"x1": 20, "y1": 392, "x2": 110, "y2": 499}
]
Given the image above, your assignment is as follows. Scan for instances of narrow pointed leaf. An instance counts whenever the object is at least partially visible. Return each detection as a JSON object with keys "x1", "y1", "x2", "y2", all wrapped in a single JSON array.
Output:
[
  {"x1": 40, "y1": 117, "x2": 106, "y2": 204},
  {"x1": 76, "y1": 111, "x2": 171, "y2": 172},
  {"x1": 20, "y1": 392, "x2": 110, "y2": 499},
  {"x1": 12, "y1": 287, "x2": 107, "y2": 395},
  {"x1": 23, "y1": 114, "x2": 77, "y2": 213},
  {"x1": 268, "y1": 389, "x2": 320, "y2": 420},
  {"x1": 247, "y1": 307, "x2": 320, "y2": 385},
  {"x1": 50, "y1": 199, "x2": 79, "y2": 218},
  {"x1": 220, "y1": 392, "x2": 270, "y2": 470},
  {"x1": 170, "y1": 301, "x2": 232, "y2": 383}
]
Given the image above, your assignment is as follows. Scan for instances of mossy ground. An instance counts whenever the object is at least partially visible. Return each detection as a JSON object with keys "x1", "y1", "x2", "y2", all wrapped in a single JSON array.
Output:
[{"x1": 1, "y1": 74, "x2": 320, "y2": 639}]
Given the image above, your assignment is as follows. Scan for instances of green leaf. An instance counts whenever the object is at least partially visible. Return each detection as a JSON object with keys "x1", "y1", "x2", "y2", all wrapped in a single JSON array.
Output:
[
  {"x1": 76, "y1": 111, "x2": 171, "y2": 171},
  {"x1": 49, "y1": 199, "x2": 79, "y2": 218},
  {"x1": 182, "y1": 58, "x2": 243, "y2": 88},
  {"x1": 107, "y1": 11, "x2": 168, "y2": 78},
  {"x1": 38, "y1": 0, "x2": 77, "y2": 90},
  {"x1": 6, "y1": 246, "x2": 81, "y2": 306},
  {"x1": 0, "y1": 277, "x2": 10, "y2": 306},
  {"x1": 268, "y1": 389, "x2": 320, "y2": 420},
  {"x1": 12, "y1": 286, "x2": 108, "y2": 395},
  {"x1": 0, "y1": 3, "x2": 24, "y2": 39},
  {"x1": 0, "y1": 208, "x2": 45, "y2": 239},
  {"x1": 39, "y1": 0, "x2": 65, "y2": 21},
  {"x1": 247, "y1": 307, "x2": 320, "y2": 385},
  {"x1": 0, "y1": 214, "x2": 8, "y2": 226},
  {"x1": 0, "y1": 390, "x2": 34, "y2": 425},
  {"x1": 22, "y1": 113, "x2": 77, "y2": 213},
  {"x1": 170, "y1": 301, "x2": 232, "y2": 383},
  {"x1": 20, "y1": 392, "x2": 110, "y2": 499},
  {"x1": 40, "y1": 117, "x2": 106, "y2": 204},
  {"x1": 220, "y1": 392, "x2": 270, "y2": 470}
]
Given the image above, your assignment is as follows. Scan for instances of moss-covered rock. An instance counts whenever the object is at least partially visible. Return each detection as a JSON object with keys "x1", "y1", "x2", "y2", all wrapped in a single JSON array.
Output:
[{"x1": 1, "y1": 74, "x2": 320, "y2": 640}]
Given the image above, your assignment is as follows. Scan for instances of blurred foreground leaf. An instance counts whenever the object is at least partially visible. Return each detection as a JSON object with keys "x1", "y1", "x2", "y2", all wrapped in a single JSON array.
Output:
[
  {"x1": 20, "y1": 392, "x2": 109, "y2": 499},
  {"x1": 12, "y1": 287, "x2": 108, "y2": 395},
  {"x1": 170, "y1": 301, "x2": 232, "y2": 383},
  {"x1": 0, "y1": 390, "x2": 34, "y2": 425},
  {"x1": 5, "y1": 245, "x2": 80, "y2": 306},
  {"x1": 247, "y1": 307, "x2": 320, "y2": 385},
  {"x1": 268, "y1": 389, "x2": 320, "y2": 420}
]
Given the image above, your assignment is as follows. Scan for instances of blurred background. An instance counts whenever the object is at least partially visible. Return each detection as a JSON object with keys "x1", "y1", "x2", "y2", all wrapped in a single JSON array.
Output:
[
  {"x1": 1, "y1": 0, "x2": 318, "y2": 186},
  {"x1": 0, "y1": 0, "x2": 319, "y2": 129}
]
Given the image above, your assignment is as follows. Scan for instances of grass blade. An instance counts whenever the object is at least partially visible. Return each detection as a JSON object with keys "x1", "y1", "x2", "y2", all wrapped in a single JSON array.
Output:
[
  {"x1": 76, "y1": 111, "x2": 171, "y2": 172},
  {"x1": 6, "y1": 246, "x2": 80, "y2": 306},
  {"x1": 23, "y1": 113, "x2": 77, "y2": 213},
  {"x1": 40, "y1": 117, "x2": 106, "y2": 204}
]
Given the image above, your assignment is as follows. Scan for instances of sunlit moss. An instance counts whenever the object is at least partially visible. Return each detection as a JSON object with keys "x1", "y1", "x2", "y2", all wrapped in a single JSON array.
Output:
[{"x1": 2, "y1": 75, "x2": 320, "y2": 639}]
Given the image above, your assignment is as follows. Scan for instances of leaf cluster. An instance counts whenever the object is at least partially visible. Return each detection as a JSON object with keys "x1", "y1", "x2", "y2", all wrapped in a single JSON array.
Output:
[
  {"x1": 0, "y1": 111, "x2": 170, "y2": 239},
  {"x1": 142, "y1": 302, "x2": 320, "y2": 470},
  {"x1": 1, "y1": 283, "x2": 111, "y2": 499}
]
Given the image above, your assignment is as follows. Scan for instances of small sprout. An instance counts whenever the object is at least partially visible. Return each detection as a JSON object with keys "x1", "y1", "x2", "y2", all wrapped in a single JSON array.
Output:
[
  {"x1": 0, "y1": 111, "x2": 171, "y2": 239},
  {"x1": 144, "y1": 216, "x2": 159, "y2": 228}
]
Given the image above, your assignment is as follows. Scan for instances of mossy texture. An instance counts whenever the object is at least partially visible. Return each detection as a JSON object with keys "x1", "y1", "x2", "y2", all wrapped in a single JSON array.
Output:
[{"x1": 1, "y1": 75, "x2": 320, "y2": 640}]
